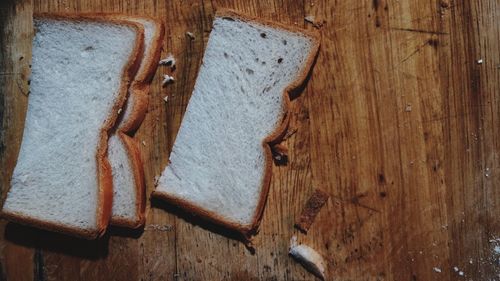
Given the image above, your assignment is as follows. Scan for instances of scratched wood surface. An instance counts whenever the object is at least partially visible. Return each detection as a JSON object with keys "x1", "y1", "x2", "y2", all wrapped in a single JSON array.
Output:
[{"x1": 0, "y1": 0, "x2": 499, "y2": 280}]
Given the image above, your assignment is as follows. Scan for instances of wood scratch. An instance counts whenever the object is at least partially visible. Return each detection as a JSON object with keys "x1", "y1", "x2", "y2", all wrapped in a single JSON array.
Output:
[
  {"x1": 332, "y1": 194, "x2": 381, "y2": 213},
  {"x1": 400, "y1": 39, "x2": 435, "y2": 63},
  {"x1": 390, "y1": 27, "x2": 449, "y2": 35},
  {"x1": 15, "y1": 79, "x2": 28, "y2": 96}
]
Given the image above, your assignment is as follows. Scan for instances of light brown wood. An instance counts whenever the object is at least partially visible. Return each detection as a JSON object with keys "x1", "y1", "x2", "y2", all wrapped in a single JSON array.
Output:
[{"x1": 1, "y1": 0, "x2": 499, "y2": 280}]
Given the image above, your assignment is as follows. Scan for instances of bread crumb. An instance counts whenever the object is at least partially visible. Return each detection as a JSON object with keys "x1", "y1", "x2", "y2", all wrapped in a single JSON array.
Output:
[
  {"x1": 186, "y1": 31, "x2": 195, "y2": 40},
  {"x1": 162, "y1": 75, "x2": 175, "y2": 86},
  {"x1": 476, "y1": 59, "x2": 483, "y2": 64},
  {"x1": 271, "y1": 143, "x2": 288, "y2": 165},
  {"x1": 142, "y1": 141, "x2": 146, "y2": 146},
  {"x1": 145, "y1": 224, "x2": 174, "y2": 232},
  {"x1": 405, "y1": 104, "x2": 412, "y2": 112},
  {"x1": 163, "y1": 96, "x2": 169, "y2": 103},
  {"x1": 159, "y1": 53, "x2": 176, "y2": 68},
  {"x1": 485, "y1": 167, "x2": 490, "y2": 178},
  {"x1": 433, "y1": 267, "x2": 442, "y2": 273},
  {"x1": 289, "y1": 236, "x2": 326, "y2": 280},
  {"x1": 117, "y1": 108, "x2": 122, "y2": 114}
]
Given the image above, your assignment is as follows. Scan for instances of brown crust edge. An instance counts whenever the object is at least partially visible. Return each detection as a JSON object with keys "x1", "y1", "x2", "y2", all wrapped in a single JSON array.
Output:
[
  {"x1": 152, "y1": 8, "x2": 320, "y2": 241},
  {"x1": 0, "y1": 13, "x2": 145, "y2": 239},
  {"x1": 109, "y1": 133, "x2": 146, "y2": 228},
  {"x1": 118, "y1": 16, "x2": 165, "y2": 133},
  {"x1": 105, "y1": 16, "x2": 164, "y2": 227}
]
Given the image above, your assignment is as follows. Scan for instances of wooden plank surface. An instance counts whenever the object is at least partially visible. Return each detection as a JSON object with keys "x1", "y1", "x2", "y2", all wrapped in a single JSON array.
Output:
[{"x1": 0, "y1": 0, "x2": 499, "y2": 280}]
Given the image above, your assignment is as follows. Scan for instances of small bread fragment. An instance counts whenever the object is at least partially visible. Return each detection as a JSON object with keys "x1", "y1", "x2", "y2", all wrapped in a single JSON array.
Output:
[
  {"x1": 289, "y1": 236, "x2": 327, "y2": 280},
  {"x1": 295, "y1": 188, "x2": 330, "y2": 233}
]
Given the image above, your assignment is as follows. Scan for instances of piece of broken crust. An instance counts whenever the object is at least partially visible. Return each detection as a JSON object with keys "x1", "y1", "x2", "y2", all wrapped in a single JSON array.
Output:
[{"x1": 295, "y1": 188, "x2": 330, "y2": 233}]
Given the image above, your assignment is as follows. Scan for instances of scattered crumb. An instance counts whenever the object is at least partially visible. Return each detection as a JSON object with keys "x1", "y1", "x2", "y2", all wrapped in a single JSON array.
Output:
[
  {"x1": 271, "y1": 143, "x2": 288, "y2": 165},
  {"x1": 433, "y1": 267, "x2": 442, "y2": 273},
  {"x1": 162, "y1": 75, "x2": 175, "y2": 86},
  {"x1": 485, "y1": 167, "x2": 491, "y2": 178},
  {"x1": 477, "y1": 59, "x2": 483, "y2": 64},
  {"x1": 469, "y1": 258, "x2": 473, "y2": 264},
  {"x1": 453, "y1": 266, "x2": 459, "y2": 272},
  {"x1": 159, "y1": 53, "x2": 176, "y2": 68},
  {"x1": 163, "y1": 96, "x2": 169, "y2": 103},
  {"x1": 458, "y1": 271, "x2": 464, "y2": 276},
  {"x1": 405, "y1": 104, "x2": 412, "y2": 112},
  {"x1": 186, "y1": 31, "x2": 195, "y2": 40},
  {"x1": 117, "y1": 108, "x2": 122, "y2": 114},
  {"x1": 142, "y1": 140, "x2": 146, "y2": 146},
  {"x1": 145, "y1": 224, "x2": 174, "y2": 232}
]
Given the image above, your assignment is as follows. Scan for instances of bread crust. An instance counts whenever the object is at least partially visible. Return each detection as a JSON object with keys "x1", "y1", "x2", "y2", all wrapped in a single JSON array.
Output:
[
  {"x1": 112, "y1": 15, "x2": 165, "y2": 133},
  {"x1": 153, "y1": 9, "x2": 320, "y2": 241},
  {"x1": 103, "y1": 15, "x2": 164, "y2": 228},
  {"x1": 1, "y1": 13, "x2": 145, "y2": 239},
  {"x1": 295, "y1": 189, "x2": 330, "y2": 233},
  {"x1": 109, "y1": 133, "x2": 146, "y2": 228}
]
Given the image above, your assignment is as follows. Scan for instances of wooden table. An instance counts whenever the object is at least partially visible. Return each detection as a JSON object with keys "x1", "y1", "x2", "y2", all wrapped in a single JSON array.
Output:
[{"x1": 1, "y1": 0, "x2": 499, "y2": 280}]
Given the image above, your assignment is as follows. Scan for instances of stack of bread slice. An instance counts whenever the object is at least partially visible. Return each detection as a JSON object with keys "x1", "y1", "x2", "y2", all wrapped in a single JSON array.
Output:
[{"x1": 1, "y1": 14, "x2": 163, "y2": 239}]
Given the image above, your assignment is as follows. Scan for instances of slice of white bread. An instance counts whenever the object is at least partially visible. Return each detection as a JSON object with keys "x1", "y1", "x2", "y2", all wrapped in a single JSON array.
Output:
[
  {"x1": 154, "y1": 9, "x2": 319, "y2": 239},
  {"x1": 107, "y1": 16, "x2": 164, "y2": 228},
  {"x1": 1, "y1": 14, "x2": 144, "y2": 239}
]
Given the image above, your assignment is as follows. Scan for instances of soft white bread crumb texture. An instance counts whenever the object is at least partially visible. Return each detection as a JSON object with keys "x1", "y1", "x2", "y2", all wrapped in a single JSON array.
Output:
[
  {"x1": 157, "y1": 17, "x2": 313, "y2": 226},
  {"x1": 3, "y1": 18, "x2": 137, "y2": 231},
  {"x1": 109, "y1": 135, "x2": 136, "y2": 221}
]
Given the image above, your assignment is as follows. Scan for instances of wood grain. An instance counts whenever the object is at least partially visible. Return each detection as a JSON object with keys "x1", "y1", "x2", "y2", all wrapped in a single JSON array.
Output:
[{"x1": 0, "y1": 0, "x2": 498, "y2": 280}]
